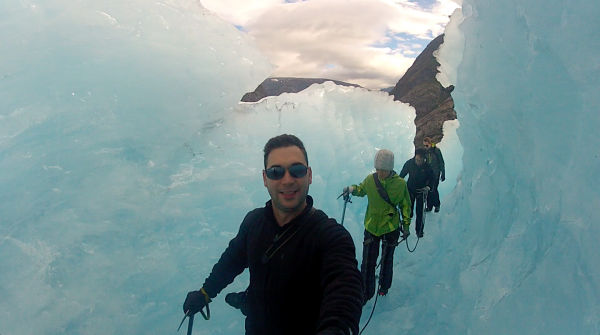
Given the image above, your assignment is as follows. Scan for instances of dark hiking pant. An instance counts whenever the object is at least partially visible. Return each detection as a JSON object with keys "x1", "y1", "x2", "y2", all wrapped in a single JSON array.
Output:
[
  {"x1": 410, "y1": 190, "x2": 426, "y2": 235},
  {"x1": 427, "y1": 174, "x2": 441, "y2": 209},
  {"x1": 361, "y1": 229, "x2": 401, "y2": 302}
]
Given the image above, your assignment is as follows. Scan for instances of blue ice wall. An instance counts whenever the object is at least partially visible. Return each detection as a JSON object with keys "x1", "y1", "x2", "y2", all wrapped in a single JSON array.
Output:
[
  {"x1": 428, "y1": 0, "x2": 600, "y2": 333},
  {"x1": 0, "y1": 1, "x2": 272, "y2": 334},
  {"x1": 1, "y1": 0, "x2": 599, "y2": 334}
]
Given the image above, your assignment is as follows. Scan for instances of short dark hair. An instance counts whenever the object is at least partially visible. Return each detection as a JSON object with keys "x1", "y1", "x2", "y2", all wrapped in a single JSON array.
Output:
[
  {"x1": 263, "y1": 134, "x2": 309, "y2": 168},
  {"x1": 415, "y1": 148, "x2": 427, "y2": 158}
]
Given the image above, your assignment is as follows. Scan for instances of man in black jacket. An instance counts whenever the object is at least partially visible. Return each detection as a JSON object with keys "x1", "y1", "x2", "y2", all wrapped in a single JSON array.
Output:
[
  {"x1": 183, "y1": 134, "x2": 363, "y2": 335},
  {"x1": 399, "y1": 148, "x2": 437, "y2": 238},
  {"x1": 423, "y1": 137, "x2": 445, "y2": 213}
]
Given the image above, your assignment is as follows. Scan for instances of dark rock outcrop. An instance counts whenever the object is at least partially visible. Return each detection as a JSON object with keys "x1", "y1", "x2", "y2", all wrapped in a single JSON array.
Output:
[
  {"x1": 241, "y1": 77, "x2": 361, "y2": 102},
  {"x1": 389, "y1": 34, "x2": 457, "y2": 146},
  {"x1": 240, "y1": 35, "x2": 455, "y2": 148}
]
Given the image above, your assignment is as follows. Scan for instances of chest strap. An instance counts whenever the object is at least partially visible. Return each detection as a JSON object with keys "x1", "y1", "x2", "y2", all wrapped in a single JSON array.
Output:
[{"x1": 261, "y1": 207, "x2": 316, "y2": 264}]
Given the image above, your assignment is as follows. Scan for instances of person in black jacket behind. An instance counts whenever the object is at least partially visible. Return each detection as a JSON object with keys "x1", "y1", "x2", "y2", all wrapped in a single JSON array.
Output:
[
  {"x1": 399, "y1": 148, "x2": 437, "y2": 238},
  {"x1": 423, "y1": 137, "x2": 445, "y2": 213},
  {"x1": 183, "y1": 134, "x2": 363, "y2": 335}
]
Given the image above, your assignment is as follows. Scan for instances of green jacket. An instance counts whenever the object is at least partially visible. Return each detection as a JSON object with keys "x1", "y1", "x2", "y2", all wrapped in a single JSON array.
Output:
[{"x1": 351, "y1": 171, "x2": 411, "y2": 236}]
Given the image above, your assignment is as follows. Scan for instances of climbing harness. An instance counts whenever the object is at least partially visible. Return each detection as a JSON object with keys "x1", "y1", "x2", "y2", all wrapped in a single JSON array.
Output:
[{"x1": 375, "y1": 237, "x2": 406, "y2": 270}]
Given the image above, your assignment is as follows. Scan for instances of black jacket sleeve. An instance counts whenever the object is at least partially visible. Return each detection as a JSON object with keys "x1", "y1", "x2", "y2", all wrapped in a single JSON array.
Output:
[
  {"x1": 435, "y1": 147, "x2": 445, "y2": 174},
  {"x1": 316, "y1": 218, "x2": 363, "y2": 335},
  {"x1": 425, "y1": 164, "x2": 436, "y2": 187},
  {"x1": 399, "y1": 160, "x2": 410, "y2": 179},
  {"x1": 202, "y1": 210, "x2": 259, "y2": 298}
]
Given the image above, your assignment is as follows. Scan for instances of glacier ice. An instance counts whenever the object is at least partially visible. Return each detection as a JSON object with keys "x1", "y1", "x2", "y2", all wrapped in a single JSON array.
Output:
[
  {"x1": 430, "y1": 0, "x2": 600, "y2": 333},
  {"x1": 1, "y1": 0, "x2": 599, "y2": 334}
]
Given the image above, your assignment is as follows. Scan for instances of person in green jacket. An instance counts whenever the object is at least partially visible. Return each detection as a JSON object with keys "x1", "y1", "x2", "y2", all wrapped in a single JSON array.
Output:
[{"x1": 342, "y1": 149, "x2": 411, "y2": 304}]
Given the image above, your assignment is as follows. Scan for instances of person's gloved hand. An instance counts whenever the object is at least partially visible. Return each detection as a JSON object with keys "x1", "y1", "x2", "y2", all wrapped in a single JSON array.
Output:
[
  {"x1": 401, "y1": 224, "x2": 410, "y2": 239},
  {"x1": 423, "y1": 186, "x2": 430, "y2": 192},
  {"x1": 343, "y1": 186, "x2": 354, "y2": 196},
  {"x1": 183, "y1": 288, "x2": 211, "y2": 315},
  {"x1": 440, "y1": 172, "x2": 446, "y2": 182}
]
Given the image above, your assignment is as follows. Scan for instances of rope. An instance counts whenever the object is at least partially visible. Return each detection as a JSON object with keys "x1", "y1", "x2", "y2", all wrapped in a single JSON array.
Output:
[
  {"x1": 358, "y1": 287, "x2": 380, "y2": 335},
  {"x1": 405, "y1": 188, "x2": 428, "y2": 252},
  {"x1": 406, "y1": 235, "x2": 419, "y2": 252}
]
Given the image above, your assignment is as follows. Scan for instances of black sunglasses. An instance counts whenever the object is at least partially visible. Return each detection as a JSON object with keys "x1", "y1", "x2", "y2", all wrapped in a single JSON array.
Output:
[{"x1": 265, "y1": 164, "x2": 308, "y2": 180}]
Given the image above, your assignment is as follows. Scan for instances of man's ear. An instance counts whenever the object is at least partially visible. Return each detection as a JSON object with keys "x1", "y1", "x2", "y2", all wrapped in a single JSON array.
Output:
[
  {"x1": 263, "y1": 170, "x2": 268, "y2": 187},
  {"x1": 307, "y1": 167, "x2": 312, "y2": 185}
]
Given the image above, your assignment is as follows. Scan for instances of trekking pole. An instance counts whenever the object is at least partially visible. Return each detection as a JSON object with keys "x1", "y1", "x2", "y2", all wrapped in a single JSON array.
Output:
[
  {"x1": 178, "y1": 312, "x2": 196, "y2": 335},
  {"x1": 186, "y1": 314, "x2": 194, "y2": 335},
  {"x1": 178, "y1": 304, "x2": 210, "y2": 334},
  {"x1": 337, "y1": 191, "x2": 352, "y2": 225}
]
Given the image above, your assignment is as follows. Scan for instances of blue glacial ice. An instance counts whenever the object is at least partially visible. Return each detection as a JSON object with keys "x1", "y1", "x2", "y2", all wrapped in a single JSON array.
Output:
[{"x1": 0, "y1": 0, "x2": 598, "y2": 334}]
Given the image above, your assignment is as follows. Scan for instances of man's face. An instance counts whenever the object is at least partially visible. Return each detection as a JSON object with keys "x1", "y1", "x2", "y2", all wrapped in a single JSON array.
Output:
[
  {"x1": 423, "y1": 141, "x2": 431, "y2": 149},
  {"x1": 263, "y1": 146, "x2": 312, "y2": 216},
  {"x1": 415, "y1": 154, "x2": 425, "y2": 166}
]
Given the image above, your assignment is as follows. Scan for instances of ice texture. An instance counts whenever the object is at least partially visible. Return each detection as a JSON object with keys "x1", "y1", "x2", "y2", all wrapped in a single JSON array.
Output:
[
  {"x1": 429, "y1": 0, "x2": 600, "y2": 333},
  {"x1": 1, "y1": 0, "x2": 599, "y2": 334}
]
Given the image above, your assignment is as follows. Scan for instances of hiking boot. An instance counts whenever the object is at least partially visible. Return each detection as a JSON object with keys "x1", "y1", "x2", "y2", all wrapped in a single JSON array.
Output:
[
  {"x1": 378, "y1": 288, "x2": 388, "y2": 296},
  {"x1": 225, "y1": 291, "x2": 248, "y2": 316},
  {"x1": 425, "y1": 207, "x2": 433, "y2": 212},
  {"x1": 417, "y1": 232, "x2": 424, "y2": 238},
  {"x1": 434, "y1": 206, "x2": 440, "y2": 213}
]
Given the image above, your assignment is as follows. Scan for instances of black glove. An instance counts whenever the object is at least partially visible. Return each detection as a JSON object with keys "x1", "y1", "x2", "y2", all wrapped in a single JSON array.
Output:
[
  {"x1": 183, "y1": 289, "x2": 211, "y2": 315},
  {"x1": 402, "y1": 230, "x2": 410, "y2": 239},
  {"x1": 440, "y1": 172, "x2": 445, "y2": 182}
]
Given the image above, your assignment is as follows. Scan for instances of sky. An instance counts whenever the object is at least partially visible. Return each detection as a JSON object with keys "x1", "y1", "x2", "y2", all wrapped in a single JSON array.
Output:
[{"x1": 200, "y1": 0, "x2": 462, "y2": 89}]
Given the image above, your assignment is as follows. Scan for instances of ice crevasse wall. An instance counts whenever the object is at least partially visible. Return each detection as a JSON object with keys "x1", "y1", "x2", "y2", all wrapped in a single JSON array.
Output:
[
  {"x1": 0, "y1": 1, "x2": 274, "y2": 334},
  {"x1": 0, "y1": 0, "x2": 599, "y2": 334},
  {"x1": 430, "y1": 0, "x2": 600, "y2": 333}
]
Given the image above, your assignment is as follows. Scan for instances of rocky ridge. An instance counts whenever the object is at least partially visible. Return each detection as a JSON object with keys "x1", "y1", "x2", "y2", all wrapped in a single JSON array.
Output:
[
  {"x1": 241, "y1": 77, "x2": 361, "y2": 102},
  {"x1": 389, "y1": 34, "x2": 456, "y2": 146},
  {"x1": 240, "y1": 34, "x2": 456, "y2": 147}
]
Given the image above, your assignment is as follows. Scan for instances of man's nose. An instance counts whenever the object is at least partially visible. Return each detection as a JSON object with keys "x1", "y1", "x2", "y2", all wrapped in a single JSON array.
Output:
[{"x1": 281, "y1": 169, "x2": 295, "y2": 183}]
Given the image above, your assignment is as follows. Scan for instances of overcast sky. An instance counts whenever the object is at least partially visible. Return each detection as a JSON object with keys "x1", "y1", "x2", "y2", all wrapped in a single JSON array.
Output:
[{"x1": 200, "y1": 0, "x2": 461, "y2": 89}]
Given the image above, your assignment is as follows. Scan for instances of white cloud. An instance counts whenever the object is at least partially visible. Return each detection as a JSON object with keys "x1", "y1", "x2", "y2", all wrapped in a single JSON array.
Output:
[
  {"x1": 201, "y1": 0, "x2": 460, "y2": 88},
  {"x1": 199, "y1": 0, "x2": 283, "y2": 26}
]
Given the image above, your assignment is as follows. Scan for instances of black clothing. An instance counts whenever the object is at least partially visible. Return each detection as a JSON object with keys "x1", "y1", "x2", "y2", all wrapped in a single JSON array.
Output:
[
  {"x1": 424, "y1": 146, "x2": 445, "y2": 176},
  {"x1": 427, "y1": 177, "x2": 441, "y2": 210},
  {"x1": 399, "y1": 158, "x2": 436, "y2": 192},
  {"x1": 201, "y1": 196, "x2": 363, "y2": 335},
  {"x1": 361, "y1": 229, "x2": 400, "y2": 302},
  {"x1": 425, "y1": 146, "x2": 444, "y2": 209},
  {"x1": 400, "y1": 159, "x2": 436, "y2": 235},
  {"x1": 183, "y1": 290, "x2": 210, "y2": 315},
  {"x1": 410, "y1": 190, "x2": 427, "y2": 236},
  {"x1": 225, "y1": 291, "x2": 248, "y2": 316}
]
